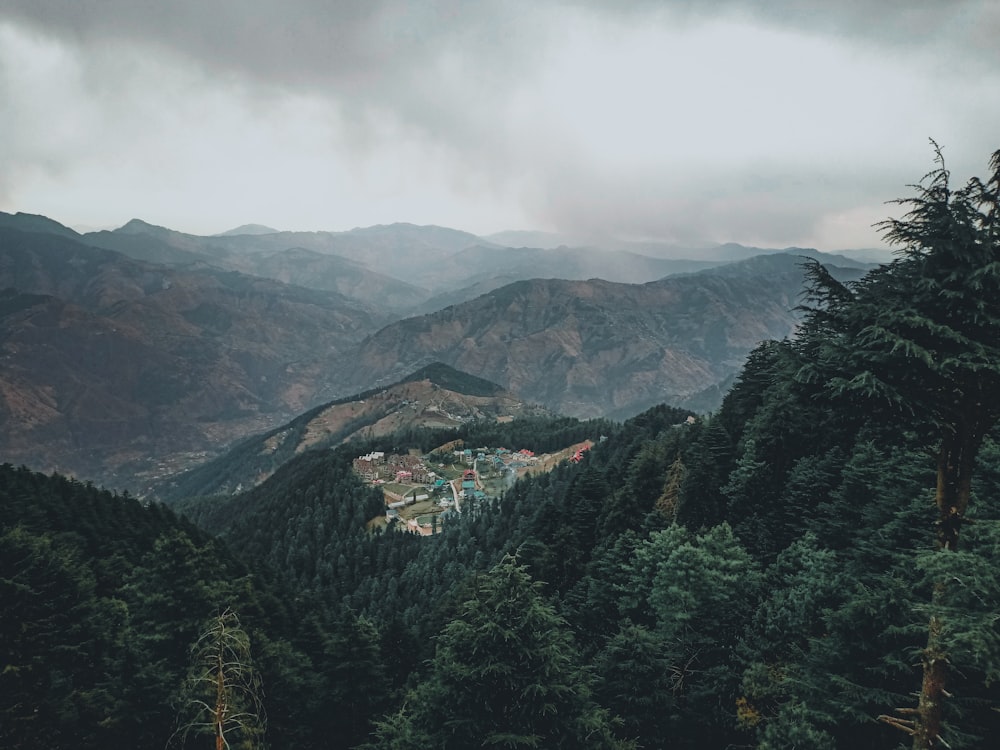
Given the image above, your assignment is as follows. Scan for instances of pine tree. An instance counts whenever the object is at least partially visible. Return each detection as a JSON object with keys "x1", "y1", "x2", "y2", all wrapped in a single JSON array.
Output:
[
  {"x1": 0, "y1": 527, "x2": 127, "y2": 749},
  {"x1": 593, "y1": 622, "x2": 678, "y2": 746}
]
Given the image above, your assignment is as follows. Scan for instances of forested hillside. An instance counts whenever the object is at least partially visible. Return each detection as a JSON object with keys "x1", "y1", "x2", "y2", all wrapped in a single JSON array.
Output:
[
  {"x1": 4, "y1": 149, "x2": 1000, "y2": 749},
  {"x1": 0, "y1": 464, "x2": 394, "y2": 749}
]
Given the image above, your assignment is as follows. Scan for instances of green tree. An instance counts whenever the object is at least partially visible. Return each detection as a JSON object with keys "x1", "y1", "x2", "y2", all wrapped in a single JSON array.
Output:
[
  {"x1": 798, "y1": 145, "x2": 1000, "y2": 748},
  {"x1": 623, "y1": 523, "x2": 761, "y2": 747},
  {"x1": 737, "y1": 534, "x2": 849, "y2": 746},
  {"x1": 593, "y1": 622, "x2": 678, "y2": 746},
  {"x1": 0, "y1": 527, "x2": 127, "y2": 749},
  {"x1": 301, "y1": 609, "x2": 390, "y2": 749},
  {"x1": 369, "y1": 555, "x2": 630, "y2": 749}
]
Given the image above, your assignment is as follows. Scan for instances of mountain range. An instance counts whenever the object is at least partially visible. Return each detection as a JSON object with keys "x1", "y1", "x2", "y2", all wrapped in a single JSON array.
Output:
[
  {"x1": 5, "y1": 211, "x2": 876, "y2": 312},
  {"x1": 0, "y1": 210, "x2": 873, "y2": 489}
]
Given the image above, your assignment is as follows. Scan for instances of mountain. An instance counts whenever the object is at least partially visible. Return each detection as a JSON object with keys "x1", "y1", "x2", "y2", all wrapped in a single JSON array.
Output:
[
  {"x1": 410, "y1": 274, "x2": 528, "y2": 316},
  {"x1": 339, "y1": 254, "x2": 870, "y2": 419},
  {"x1": 410, "y1": 243, "x2": 870, "y2": 307},
  {"x1": 775, "y1": 246, "x2": 871, "y2": 268},
  {"x1": 0, "y1": 227, "x2": 385, "y2": 486},
  {"x1": 0, "y1": 210, "x2": 80, "y2": 239},
  {"x1": 83, "y1": 217, "x2": 878, "y2": 314},
  {"x1": 483, "y1": 229, "x2": 580, "y2": 249},
  {"x1": 83, "y1": 223, "x2": 212, "y2": 265},
  {"x1": 607, "y1": 240, "x2": 878, "y2": 266},
  {"x1": 82, "y1": 220, "x2": 434, "y2": 310},
  {"x1": 154, "y1": 362, "x2": 546, "y2": 501},
  {"x1": 247, "y1": 247, "x2": 429, "y2": 310},
  {"x1": 215, "y1": 223, "x2": 282, "y2": 236},
  {"x1": 0, "y1": 212, "x2": 878, "y2": 482},
  {"x1": 410, "y1": 244, "x2": 721, "y2": 292},
  {"x1": 833, "y1": 246, "x2": 895, "y2": 264}
]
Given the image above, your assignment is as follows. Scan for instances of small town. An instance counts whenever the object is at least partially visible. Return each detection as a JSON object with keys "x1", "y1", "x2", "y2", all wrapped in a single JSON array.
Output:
[{"x1": 352, "y1": 442, "x2": 592, "y2": 535}]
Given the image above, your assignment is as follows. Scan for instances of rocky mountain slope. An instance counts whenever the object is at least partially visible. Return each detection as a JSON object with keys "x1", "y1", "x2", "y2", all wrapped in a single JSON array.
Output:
[
  {"x1": 340, "y1": 253, "x2": 869, "y2": 419},
  {"x1": 0, "y1": 226, "x2": 385, "y2": 485}
]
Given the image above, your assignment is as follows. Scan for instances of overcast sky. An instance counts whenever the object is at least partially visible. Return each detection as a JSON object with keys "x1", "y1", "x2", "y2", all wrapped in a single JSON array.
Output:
[{"x1": 2, "y1": 1, "x2": 998, "y2": 249}]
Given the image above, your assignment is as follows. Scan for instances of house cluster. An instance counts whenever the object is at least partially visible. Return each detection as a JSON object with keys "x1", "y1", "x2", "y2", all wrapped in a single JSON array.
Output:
[
  {"x1": 352, "y1": 451, "x2": 434, "y2": 484},
  {"x1": 454, "y1": 446, "x2": 539, "y2": 473}
]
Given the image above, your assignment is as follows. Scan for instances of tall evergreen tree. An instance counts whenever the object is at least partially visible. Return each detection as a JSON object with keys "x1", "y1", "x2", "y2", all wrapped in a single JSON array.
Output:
[
  {"x1": 0, "y1": 527, "x2": 128, "y2": 749},
  {"x1": 798, "y1": 145, "x2": 1000, "y2": 748}
]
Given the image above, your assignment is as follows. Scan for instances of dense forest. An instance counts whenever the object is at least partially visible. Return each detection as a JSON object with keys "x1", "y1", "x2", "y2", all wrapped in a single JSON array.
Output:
[{"x1": 3, "y1": 148, "x2": 1000, "y2": 749}]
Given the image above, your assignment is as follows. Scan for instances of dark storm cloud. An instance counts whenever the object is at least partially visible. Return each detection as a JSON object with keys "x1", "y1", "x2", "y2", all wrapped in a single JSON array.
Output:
[
  {"x1": 6, "y1": 1, "x2": 997, "y2": 86},
  {"x1": 1, "y1": 0, "x2": 549, "y2": 178},
  {"x1": 0, "y1": 1, "x2": 539, "y2": 92}
]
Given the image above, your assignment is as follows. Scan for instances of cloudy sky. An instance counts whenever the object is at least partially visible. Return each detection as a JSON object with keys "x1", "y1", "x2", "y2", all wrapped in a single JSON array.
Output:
[{"x1": 2, "y1": 1, "x2": 998, "y2": 249}]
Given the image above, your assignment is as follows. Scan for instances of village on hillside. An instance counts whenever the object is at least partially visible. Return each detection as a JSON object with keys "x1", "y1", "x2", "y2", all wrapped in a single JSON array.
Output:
[{"x1": 352, "y1": 441, "x2": 593, "y2": 535}]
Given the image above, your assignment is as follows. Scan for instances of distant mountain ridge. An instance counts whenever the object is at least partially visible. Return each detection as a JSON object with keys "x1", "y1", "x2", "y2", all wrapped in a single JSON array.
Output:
[
  {"x1": 79, "y1": 215, "x2": 879, "y2": 311},
  {"x1": 215, "y1": 223, "x2": 281, "y2": 236},
  {"x1": 0, "y1": 210, "x2": 81, "y2": 239},
  {"x1": 82, "y1": 219, "x2": 432, "y2": 310}
]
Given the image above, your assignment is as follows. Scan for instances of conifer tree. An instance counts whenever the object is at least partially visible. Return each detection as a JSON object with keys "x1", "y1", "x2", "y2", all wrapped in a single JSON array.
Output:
[
  {"x1": 369, "y1": 554, "x2": 630, "y2": 749},
  {"x1": 0, "y1": 527, "x2": 126, "y2": 749},
  {"x1": 798, "y1": 144, "x2": 1000, "y2": 749},
  {"x1": 593, "y1": 622, "x2": 678, "y2": 746},
  {"x1": 623, "y1": 523, "x2": 760, "y2": 747}
]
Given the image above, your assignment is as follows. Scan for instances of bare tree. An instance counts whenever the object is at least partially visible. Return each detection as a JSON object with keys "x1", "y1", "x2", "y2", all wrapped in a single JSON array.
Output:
[{"x1": 173, "y1": 609, "x2": 266, "y2": 750}]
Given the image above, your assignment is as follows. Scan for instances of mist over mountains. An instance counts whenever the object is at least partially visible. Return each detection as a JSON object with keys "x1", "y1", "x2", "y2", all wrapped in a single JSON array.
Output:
[{"x1": 0, "y1": 209, "x2": 873, "y2": 488}]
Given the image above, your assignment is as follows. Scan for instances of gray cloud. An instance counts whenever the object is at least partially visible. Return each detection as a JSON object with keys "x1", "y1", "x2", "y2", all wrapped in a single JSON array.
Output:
[
  {"x1": 588, "y1": 0, "x2": 1000, "y2": 60},
  {"x1": 1, "y1": 1, "x2": 998, "y2": 248},
  {"x1": 7, "y1": 1, "x2": 996, "y2": 85}
]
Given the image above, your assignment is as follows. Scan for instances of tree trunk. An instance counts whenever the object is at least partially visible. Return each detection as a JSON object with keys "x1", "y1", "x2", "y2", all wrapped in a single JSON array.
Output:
[
  {"x1": 911, "y1": 424, "x2": 980, "y2": 749},
  {"x1": 216, "y1": 643, "x2": 226, "y2": 750},
  {"x1": 913, "y1": 590, "x2": 947, "y2": 750},
  {"x1": 934, "y1": 426, "x2": 977, "y2": 552}
]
